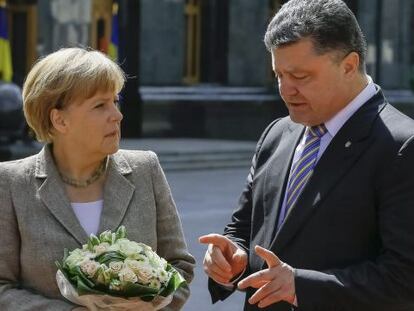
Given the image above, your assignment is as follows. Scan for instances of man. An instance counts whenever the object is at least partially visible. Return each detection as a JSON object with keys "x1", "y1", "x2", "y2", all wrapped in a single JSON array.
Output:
[{"x1": 199, "y1": 0, "x2": 414, "y2": 310}]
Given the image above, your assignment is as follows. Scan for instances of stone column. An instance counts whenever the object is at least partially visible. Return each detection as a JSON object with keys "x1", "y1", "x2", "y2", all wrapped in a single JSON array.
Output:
[
  {"x1": 140, "y1": 0, "x2": 185, "y2": 85},
  {"x1": 227, "y1": 0, "x2": 269, "y2": 86}
]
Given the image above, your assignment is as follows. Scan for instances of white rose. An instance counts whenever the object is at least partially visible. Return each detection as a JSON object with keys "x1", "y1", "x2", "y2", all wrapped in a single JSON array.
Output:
[
  {"x1": 65, "y1": 249, "x2": 88, "y2": 269},
  {"x1": 80, "y1": 259, "x2": 99, "y2": 278},
  {"x1": 136, "y1": 265, "x2": 154, "y2": 284},
  {"x1": 109, "y1": 261, "x2": 124, "y2": 274},
  {"x1": 119, "y1": 267, "x2": 138, "y2": 283},
  {"x1": 124, "y1": 259, "x2": 144, "y2": 272},
  {"x1": 108, "y1": 243, "x2": 120, "y2": 252},
  {"x1": 116, "y1": 240, "x2": 143, "y2": 258},
  {"x1": 125, "y1": 259, "x2": 158, "y2": 285},
  {"x1": 93, "y1": 242, "x2": 110, "y2": 255},
  {"x1": 148, "y1": 253, "x2": 165, "y2": 269}
]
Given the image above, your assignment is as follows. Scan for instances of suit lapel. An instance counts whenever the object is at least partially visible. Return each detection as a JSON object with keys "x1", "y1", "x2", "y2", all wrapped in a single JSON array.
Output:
[
  {"x1": 36, "y1": 147, "x2": 135, "y2": 244},
  {"x1": 262, "y1": 122, "x2": 304, "y2": 250},
  {"x1": 36, "y1": 146, "x2": 88, "y2": 244},
  {"x1": 269, "y1": 90, "x2": 387, "y2": 254},
  {"x1": 98, "y1": 152, "x2": 135, "y2": 233}
]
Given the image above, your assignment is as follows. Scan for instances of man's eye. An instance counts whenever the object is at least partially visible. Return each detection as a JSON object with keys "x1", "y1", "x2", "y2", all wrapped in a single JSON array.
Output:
[
  {"x1": 293, "y1": 75, "x2": 308, "y2": 80},
  {"x1": 94, "y1": 103, "x2": 104, "y2": 109}
]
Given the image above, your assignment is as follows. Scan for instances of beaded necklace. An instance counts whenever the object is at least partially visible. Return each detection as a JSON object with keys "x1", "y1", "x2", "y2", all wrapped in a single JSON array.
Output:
[{"x1": 60, "y1": 158, "x2": 107, "y2": 188}]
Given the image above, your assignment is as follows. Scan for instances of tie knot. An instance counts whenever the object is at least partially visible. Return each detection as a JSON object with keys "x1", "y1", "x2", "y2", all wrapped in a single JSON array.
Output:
[{"x1": 307, "y1": 124, "x2": 327, "y2": 138}]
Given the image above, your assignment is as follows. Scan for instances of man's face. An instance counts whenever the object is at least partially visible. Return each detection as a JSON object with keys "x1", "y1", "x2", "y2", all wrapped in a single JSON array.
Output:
[{"x1": 272, "y1": 39, "x2": 352, "y2": 126}]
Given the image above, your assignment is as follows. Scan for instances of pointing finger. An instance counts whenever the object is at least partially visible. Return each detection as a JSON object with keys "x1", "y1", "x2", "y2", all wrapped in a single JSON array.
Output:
[
  {"x1": 255, "y1": 245, "x2": 281, "y2": 268},
  {"x1": 199, "y1": 234, "x2": 232, "y2": 252}
]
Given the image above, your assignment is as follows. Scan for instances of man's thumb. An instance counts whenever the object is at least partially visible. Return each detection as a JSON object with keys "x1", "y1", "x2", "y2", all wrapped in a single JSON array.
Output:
[{"x1": 232, "y1": 249, "x2": 246, "y2": 264}]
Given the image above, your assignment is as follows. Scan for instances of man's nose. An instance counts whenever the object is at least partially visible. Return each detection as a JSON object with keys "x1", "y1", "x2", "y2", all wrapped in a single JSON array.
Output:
[{"x1": 278, "y1": 79, "x2": 298, "y2": 97}]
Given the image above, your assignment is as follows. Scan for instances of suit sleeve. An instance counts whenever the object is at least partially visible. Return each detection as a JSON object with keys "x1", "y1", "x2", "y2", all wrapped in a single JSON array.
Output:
[
  {"x1": 148, "y1": 152, "x2": 195, "y2": 311},
  {"x1": 0, "y1": 165, "x2": 76, "y2": 311},
  {"x1": 294, "y1": 135, "x2": 414, "y2": 310},
  {"x1": 208, "y1": 119, "x2": 281, "y2": 303}
]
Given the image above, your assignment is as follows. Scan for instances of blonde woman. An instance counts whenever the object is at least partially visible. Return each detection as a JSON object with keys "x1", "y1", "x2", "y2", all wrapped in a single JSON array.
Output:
[{"x1": 0, "y1": 48, "x2": 194, "y2": 310}]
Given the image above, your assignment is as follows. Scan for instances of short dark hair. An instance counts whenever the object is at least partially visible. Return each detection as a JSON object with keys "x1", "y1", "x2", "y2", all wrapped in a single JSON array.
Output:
[{"x1": 264, "y1": 0, "x2": 367, "y2": 71}]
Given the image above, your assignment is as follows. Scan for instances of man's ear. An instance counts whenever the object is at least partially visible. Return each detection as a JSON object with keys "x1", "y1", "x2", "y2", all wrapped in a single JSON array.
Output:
[
  {"x1": 50, "y1": 108, "x2": 69, "y2": 134},
  {"x1": 342, "y1": 52, "x2": 360, "y2": 77}
]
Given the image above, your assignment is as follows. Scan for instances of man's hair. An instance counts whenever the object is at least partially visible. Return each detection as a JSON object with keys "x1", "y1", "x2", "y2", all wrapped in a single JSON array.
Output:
[
  {"x1": 264, "y1": 0, "x2": 367, "y2": 71},
  {"x1": 23, "y1": 47, "x2": 125, "y2": 143}
]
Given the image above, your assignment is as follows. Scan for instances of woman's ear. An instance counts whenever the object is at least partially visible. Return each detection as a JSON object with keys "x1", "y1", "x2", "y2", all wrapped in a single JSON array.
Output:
[{"x1": 50, "y1": 108, "x2": 69, "y2": 134}]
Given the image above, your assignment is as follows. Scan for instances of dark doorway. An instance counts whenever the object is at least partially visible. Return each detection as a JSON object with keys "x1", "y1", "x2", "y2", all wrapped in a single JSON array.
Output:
[{"x1": 199, "y1": 0, "x2": 229, "y2": 84}]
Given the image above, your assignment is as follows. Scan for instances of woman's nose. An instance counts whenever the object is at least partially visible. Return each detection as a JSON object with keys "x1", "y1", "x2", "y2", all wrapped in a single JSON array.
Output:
[{"x1": 111, "y1": 105, "x2": 123, "y2": 122}]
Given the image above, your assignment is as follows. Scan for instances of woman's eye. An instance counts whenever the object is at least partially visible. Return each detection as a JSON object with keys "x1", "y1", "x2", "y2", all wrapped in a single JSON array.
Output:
[{"x1": 94, "y1": 103, "x2": 104, "y2": 109}]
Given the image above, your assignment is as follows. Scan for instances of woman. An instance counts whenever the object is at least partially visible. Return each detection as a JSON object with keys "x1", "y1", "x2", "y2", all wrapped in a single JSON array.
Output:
[{"x1": 0, "y1": 48, "x2": 195, "y2": 310}]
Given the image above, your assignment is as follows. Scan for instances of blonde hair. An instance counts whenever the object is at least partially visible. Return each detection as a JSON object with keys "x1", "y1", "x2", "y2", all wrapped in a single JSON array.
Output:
[{"x1": 23, "y1": 47, "x2": 126, "y2": 143}]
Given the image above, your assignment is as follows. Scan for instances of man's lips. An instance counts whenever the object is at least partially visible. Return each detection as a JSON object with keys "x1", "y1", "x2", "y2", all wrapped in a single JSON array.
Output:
[
  {"x1": 288, "y1": 102, "x2": 306, "y2": 106},
  {"x1": 105, "y1": 130, "x2": 119, "y2": 137}
]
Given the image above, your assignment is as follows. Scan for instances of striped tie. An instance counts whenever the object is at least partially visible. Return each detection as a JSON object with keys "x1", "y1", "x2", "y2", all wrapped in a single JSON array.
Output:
[{"x1": 277, "y1": 124, "x2": 327, "y2": 229}]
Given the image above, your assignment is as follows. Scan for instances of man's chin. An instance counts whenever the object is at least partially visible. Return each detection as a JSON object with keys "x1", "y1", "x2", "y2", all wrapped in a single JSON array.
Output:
[
  {"x1": 289, "y1": 114, "x2": 308, "y2": 126},
  {"x1": 289, "y1": 114, "x2": 321, "y2": 127}
]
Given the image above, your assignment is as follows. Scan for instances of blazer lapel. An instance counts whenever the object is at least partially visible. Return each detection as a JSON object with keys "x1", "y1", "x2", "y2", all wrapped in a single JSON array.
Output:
[
  {"x1": 270, "y1": 90, "x2": 387, "y2": 254},
  {"x1": 98, "y1": 152, "x2": 135, "y2": 233},
  {"x1": 262, "y1": 122, "x2": 304, "y2": 250},
  {"x1": 36, "y1": 146, "x2": 88, "y2": 244}
]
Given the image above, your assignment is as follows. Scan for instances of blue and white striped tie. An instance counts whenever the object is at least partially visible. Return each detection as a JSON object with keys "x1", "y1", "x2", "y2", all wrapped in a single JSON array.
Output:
[{"x1": 277, "y1": 124, "x2": 327, "y2": 229}]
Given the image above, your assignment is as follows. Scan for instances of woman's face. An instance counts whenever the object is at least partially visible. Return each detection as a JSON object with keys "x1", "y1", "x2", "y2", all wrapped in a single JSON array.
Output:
[{"x1": 57, "y1": 90, "x2": 123, "y2": 158}]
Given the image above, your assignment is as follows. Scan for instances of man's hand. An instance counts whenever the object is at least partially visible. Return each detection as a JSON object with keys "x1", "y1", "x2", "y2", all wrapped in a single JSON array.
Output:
[
  {"x1": 199, "y1": 233, "x2": 248, "y2": 284},
  {"x1": 238, "y1": 245, "x2": 295, "y2": 308}
]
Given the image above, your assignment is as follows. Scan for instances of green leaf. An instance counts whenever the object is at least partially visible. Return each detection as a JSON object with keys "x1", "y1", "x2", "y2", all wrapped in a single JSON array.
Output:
[
  {"x1": 95, "y1": 251, "x2": 126, "y2": 265},
  {"x1": 76, "y1": 276, "x2": 106, "y2": 296},
  {"x1": 89, "y1": 234, "x2": 100, "y2": 246},
  {"x1": 99, "y1": 230, "x2": 112, "y2": 244},
  {"x1": 116, "y1": 226, "x2": 127, "y2": 240},
  {"x1": 119, "y1": 282, "x2": 159, "y2": 298},
  {"x1": 159, "y1": 266, "x2": 187, "y2": 297}
]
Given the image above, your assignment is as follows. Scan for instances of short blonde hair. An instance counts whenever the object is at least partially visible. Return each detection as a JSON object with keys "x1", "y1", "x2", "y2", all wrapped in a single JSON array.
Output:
[{"x1": 23, "y1": 47, "x2": 126, "y2": 143}]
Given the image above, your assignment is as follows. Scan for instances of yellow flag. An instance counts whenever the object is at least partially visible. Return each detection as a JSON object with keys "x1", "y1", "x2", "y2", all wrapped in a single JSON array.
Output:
[{"x1": 0, "y1": 5, "x2": 13, "y2": 82}]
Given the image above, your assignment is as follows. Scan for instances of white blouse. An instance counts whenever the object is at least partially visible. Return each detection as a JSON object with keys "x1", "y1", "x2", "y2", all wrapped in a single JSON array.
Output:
[{"x1": 71, "y1": 200, "x2": 103, "y2": 236}]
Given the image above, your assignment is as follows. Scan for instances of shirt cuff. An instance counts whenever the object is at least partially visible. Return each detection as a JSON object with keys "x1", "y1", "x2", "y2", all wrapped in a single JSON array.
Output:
[{"x1": 215, "y1": 267, "x2": 247, "y2": 289}]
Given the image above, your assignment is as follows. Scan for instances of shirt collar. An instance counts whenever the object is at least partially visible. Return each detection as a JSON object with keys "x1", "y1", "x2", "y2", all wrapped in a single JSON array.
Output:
[{"x1": 324, "y1": 75, "x2": 376, "y2": 137}]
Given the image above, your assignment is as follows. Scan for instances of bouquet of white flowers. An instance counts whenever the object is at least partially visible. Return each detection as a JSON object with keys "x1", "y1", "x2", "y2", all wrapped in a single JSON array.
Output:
[{"x1": 56, "y1": 226, "x2": 186, "y2": 311}]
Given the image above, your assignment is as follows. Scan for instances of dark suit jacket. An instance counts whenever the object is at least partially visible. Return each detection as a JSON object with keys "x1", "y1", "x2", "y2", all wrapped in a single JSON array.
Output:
[{"x1": 209, "y1": 88, "x2": 414, "y2": 310}]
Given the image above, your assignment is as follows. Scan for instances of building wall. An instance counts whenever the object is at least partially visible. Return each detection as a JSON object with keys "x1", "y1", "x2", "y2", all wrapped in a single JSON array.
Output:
[
  {"x1": 227, "y1": 0, "x2": 270, "y2": 86},
  {"x1": 140, "y1": 0, "x2": 185, "y2": 85}
]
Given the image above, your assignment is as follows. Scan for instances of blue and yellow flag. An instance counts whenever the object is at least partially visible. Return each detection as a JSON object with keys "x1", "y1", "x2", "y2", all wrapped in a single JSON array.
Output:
[
  {"x1": 108, "y1": 3, "x2": 119, "y2": 62},
  {"x1": 0, "y1": 4, "x2": 12, "y2": 82}
]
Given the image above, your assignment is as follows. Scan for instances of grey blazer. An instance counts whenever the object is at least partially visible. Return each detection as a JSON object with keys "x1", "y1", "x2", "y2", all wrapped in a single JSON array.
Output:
[{"x1": 0, "y1": 146, "x2": 195, "y2": 311}]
